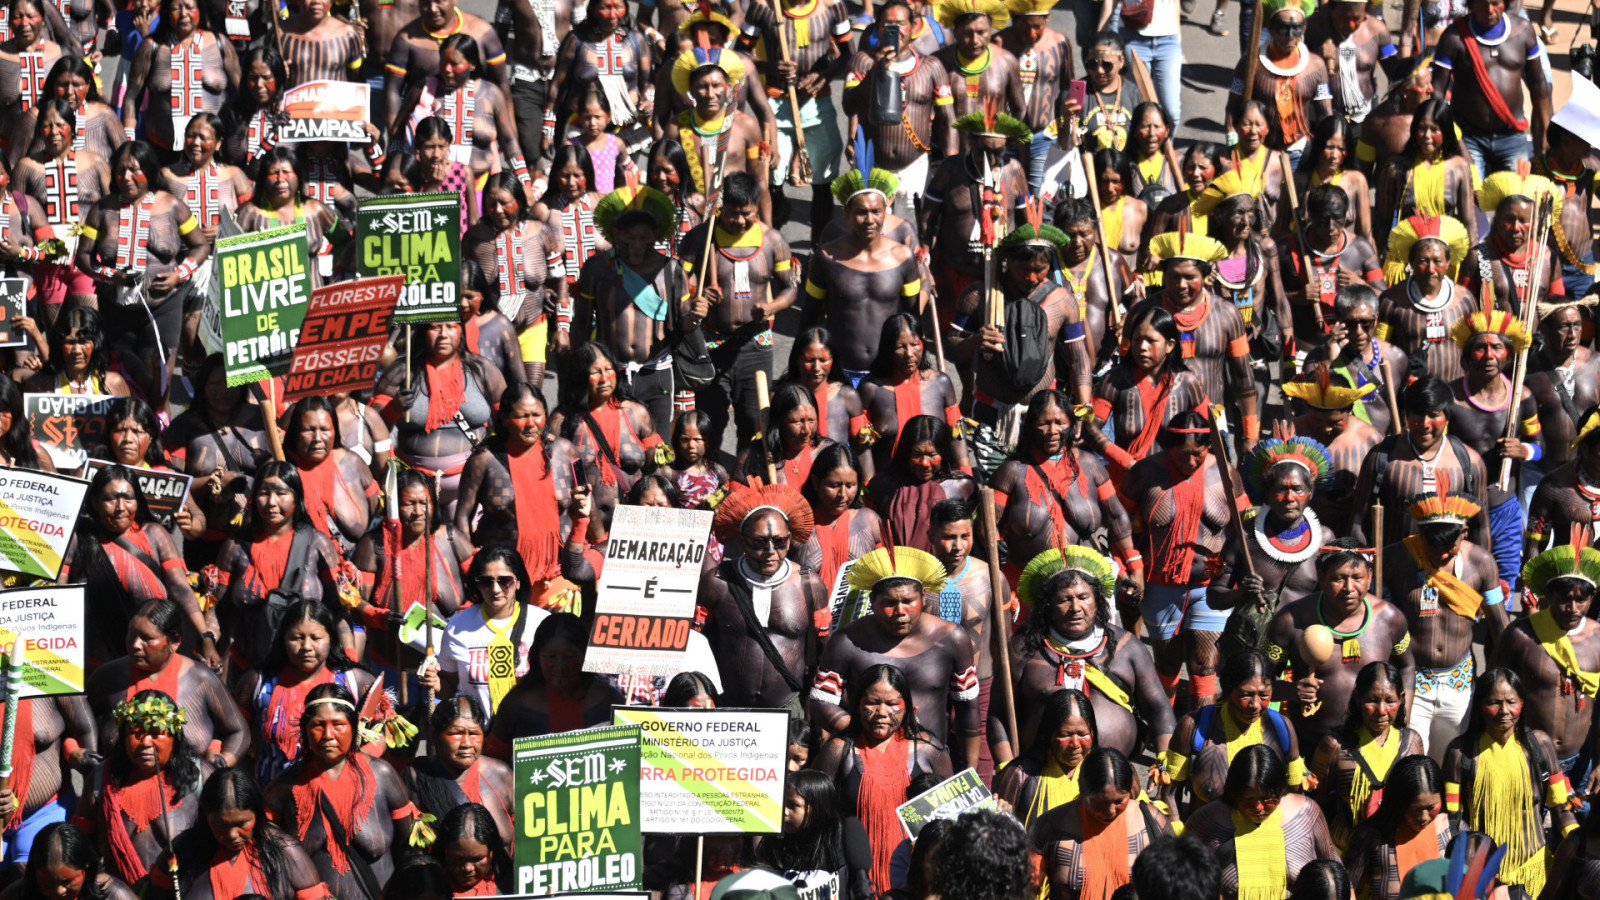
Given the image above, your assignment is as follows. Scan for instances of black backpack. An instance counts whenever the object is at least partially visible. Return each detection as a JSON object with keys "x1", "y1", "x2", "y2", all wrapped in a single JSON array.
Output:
[{"x1": 994, "y1": 281, "x2": 1054, "y2": 390}]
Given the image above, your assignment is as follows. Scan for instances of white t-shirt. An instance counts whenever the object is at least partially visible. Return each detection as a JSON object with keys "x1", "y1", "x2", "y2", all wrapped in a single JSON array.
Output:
[
  {"x1": 439, "y1": 603, "x2": 551, "y2": 714},
  {"x1": 1132, "y1": 0, "x2": 1180, "y2": 38}
]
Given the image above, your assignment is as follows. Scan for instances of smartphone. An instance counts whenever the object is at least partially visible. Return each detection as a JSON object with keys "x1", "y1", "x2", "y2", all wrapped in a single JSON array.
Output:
[
  {"x1": 572, "y1": 458, "x2": 588, "y2": 486},
  {"x1": 883, "y1": 22, "x2": 901, "y2": 53},
  {"x1": 1067, "y1": 78, "x2": 1088, "y2": 111}
]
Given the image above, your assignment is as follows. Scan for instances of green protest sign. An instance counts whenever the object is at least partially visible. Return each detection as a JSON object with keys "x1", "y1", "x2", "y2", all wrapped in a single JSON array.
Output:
[
  {"x1": 895, "y1": 768, "x2": 996, "y2": 838},
  {"x1": 513, "y1": 724, "x2": 642, "y2": 896},
  {"x1": 357, "y1": 192, "x2": 461, "y2": 324},
  {"x1": 218, "y1": 224, "x2": 312, "y2": 387}
]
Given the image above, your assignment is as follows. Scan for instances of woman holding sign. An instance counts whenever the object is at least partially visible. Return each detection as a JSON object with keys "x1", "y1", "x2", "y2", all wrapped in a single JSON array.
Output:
[
  {"x1": 95, "y1": 398, "x2": 204, "y2": 538},
  {"x1": 59, "y1": 464, "x2": 220, "y2": 668},
  {"x1": 234, "y1": 147, "x2": 345, "y2": 288}
]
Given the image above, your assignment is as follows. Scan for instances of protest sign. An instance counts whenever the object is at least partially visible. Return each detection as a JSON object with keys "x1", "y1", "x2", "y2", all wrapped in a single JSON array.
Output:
[
  {"x1": 513, "y1": 724, "x2": 642, "y2": 896},
  {"x1": 218, "y1": 225, "x2": 313, "y2": 387},
  {"x1": 0, "y1": 278, "x2": 28, "y2": 349},
  {"x1": 0, "y1": 467, "x2": 90, "y2": 580},
  {"x1": 0, "y1": 584, "x2": 84, "y2": 696},
  {"x1": 357, "y1": 193, "x2": 460, "y2": 324},
  {"x1": 583, "y1": 506, "x2": 711, "y2": 679},
  {"x1": 24, "y1": 394, "x2": 114, "y2": 470},
  {"x1": 612, "y1": 707, "x2": 787, "y2": 834},
  {"x1": 283, "y1": 275, "x2": 403, "y2": 401},
  {"x1": 895, "y1": 768, "x2": 996, "y2": 838},
  {"x1": 280, "y1": 80, "x2": 372, "y2": 143},
  {"x1": 83, "y1": 460, "x2": 191, "y2": 522}
]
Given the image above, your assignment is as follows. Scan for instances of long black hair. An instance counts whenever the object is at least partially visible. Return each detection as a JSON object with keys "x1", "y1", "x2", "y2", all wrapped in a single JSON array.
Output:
[
  {"x1": 888, "y1": 415, "x2": 956, "y2": 480},
  {"x1": 1403, "y1": 100, "x2": 1464, "y2": 162},
  {"x1": 411, "y1": 695, "x2": 493, "y2": 818},
  {"x1": 1299, "y1": 115, "x2": 1359, "y2": 177},
  {"x1": 466, "y1": 542, "x2": 536, "y2": 607},
  {"x1": 1339, "y1": 661, "x2": 1406, "y2": 747},
  {"x1": 784, "y1": 326, "x2": 845, "y2": 385},
  {"x1": 238, "y1": 460, "x2": 316, "y2": 537},
  {"x1": 849, "y1": 664, "x2": 924, "y2": 742},
  {"x1": 84, "y1": 462, "x2": 154, "y2": 531},
  {"x1": 1358, "y1": 754, "x2": 1443, "y2": 841},
  {"x1": 663, "y1": 672, "x2": 719, "y2": 707},
  {"x1": 432, "y1": 803, "x2": 510, "y2": 892},
  {"x1": 868, "y1": 312, "x2": 934, "y2": 379},
  {"x1": 557, "y1": 342, "x2": 633, "y2": 436},
  {"x1": 1023, "y1": 689, "x2": 1096, "y2": 765},
  {"x1": 98, "y1": 398, "x2": 166, "y2": 468},
  {"x1": 172, "y1": 768, "x2": 295, "y2": 900},
  {"x1": 44, "y1": 306, "x2": 111, "y2": 386},
  {"x1": 295, "y1": 683, "x2": 360, "y2": 758},
  {"x1": 543, "y1": 143, "x2": 597, "y2": 207},
  {"x1": 1220, "y1": 744, "x2": 1289, "y2": 805},
  {"x1": 108, "y1": 689, "x2": 203, "y2": 799},
  {"x1": 1120, "y1": 301, "x2": 1189, "y2": 374},
  {"x1": 756, "y1": 769, "x2": 844, "y2": 872},
  {"x1": 256, "y1": 599, "x2": 363, "y2": 677},
  {"x1": 645, "y1": 137, "x2": 695, "y2": 202},
  {"x1": 20, "y1": 824, "x2": 113, "y2": 900},
  {"x1": 1012, "y1": 389, "x2": 1081, "y2": 460},
  {"x1": 284, "y1": 396, "x2": 345, "y2": 461},
  {"x1": 31, "y1": 97, "x2": 75, "y2": 150},
  {"x1": 1463, "y1": 667, "x2": 1534, "y2": 748},
  {"x1": 518, "y1": 613, "x2": 592, "y2": 691},
  {"x1": 762, "y1": 383, "x2": 823, "y2": 459},
  {"x1": 250, "y1": 146, "x2": 306, "y2": 206},
  {"x1": 801, "y1": 443, "x2": 865, "y2": 511},
  {"x1": 0, "y1": 374, "x2": 40, "y2": 469}
]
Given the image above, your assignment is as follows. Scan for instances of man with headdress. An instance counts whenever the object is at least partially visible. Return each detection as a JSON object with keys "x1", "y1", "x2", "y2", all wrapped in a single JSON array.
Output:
[
  {"x1": 1384, "y1": 491, "x2": 1506, "y2": 760},
  {"x1": 1430, "y1": 0, "x2": 1549, "y2": 174},
  {"x1": 946, "y1": 197, "x2": 1092, "y2": 468},
  {"x1": 670, "y1": 39, "x2": 772, "y2": 223},
  {"x1": 802, "y1": 151, "x2": 924, "y2": 379},
  {"x1": 1117, "y1": 411, "x2": 1252, "y2": 709},
  {"x1": 700, "y1": 483, "x2": 829, "y2": 710},
  {"x1": 1525, "y1": 407, "x2": 1600, "y2": 562},
  {"x1": 1522, "y1": 299, "x2": 1600, "y2": 479},
  {"x1": 1445, "y1": 302, "x2": 1543, "y2": 590},
  {"x1": 811, "y1": 544, "x2": 981, "y2": 769},
  {"x1": 1305, "y1": 0, "x2": 1400, "y2": 126},
  {"x1": 918, "y1": 100, "x2": 1031, "y2": 306},
  {"x1": 1350, "y1": 375, "x2": 1492, "y2": 551},
  {"x1": 740, "y1": 0, "x2": 851, "y2": 244},
  {"x1": 1490, "y1": 532, "x2": 1600, "y2": 797},
  {"x1": 1283, "y1": 365, "x2": 1383, "y2": 525},
  {"x1": 654, "y1": 6, "x2": 780, "y2": 138},
  {"x1": 1376, "y1": 213, "x2": 1476, "y2": 382},
  {"x1": 1265, "y1": 537, "x2": 1415, "y2": 756},
  {"x1": 993, "y1": 0, "x2": 1073, "y2": 193},
  {"x1": 679, "y1": 170, "x2": 798, "y2": 454},
  {"x1": 1006, "y1": 545, "x2": 1174, "y2": 763},
  {"x1": 1208, "y1": 434, "x2": 1337, "y2": 622},
  {"x1": 570, "y1": 186, "x2": 702, "y2": 430},
  {"x1": 1460, "y1": 170, "x2": 1564, "y2": 318},
  {"x1": 842, "y1": 2, "x2": 955, "y2": 215},
  {"x1": 1227, "y1": 0, "x2": 1332, "y2": 165},
  {"x1": 931, "y1": 0, "x2": 1023, "y2": 155},
  {"x1": 1129, "y1": 230, "x2": 1261, "y2": 453}
]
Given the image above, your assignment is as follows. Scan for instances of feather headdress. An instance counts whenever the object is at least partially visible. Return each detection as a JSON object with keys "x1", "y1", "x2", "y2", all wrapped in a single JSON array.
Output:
[
  {"x1": 671, "y1": 28, "x2": 747, "y2": 97},
  {"x1": 1407, "y1": 489, "x2": 1482, "y2": 524},
  {"x1": 1281, "y1": 362, "x2": 1378, "y2": 410},
  {"x1": 1146, "y1": 230, "x2": 1227, "y2": 266},
  {"x1": 1246, "y1": 435, "x2": 1333, "y2": 495},
  {"x1": 1475, "y1": 167, "x2": 1563, "y2": 217},
  {"x1": 1261, "y1": 0, "x2": 1315, "y2": 17},
  {"x1": 1448, "y1": 283, "x2": 1531, "y2": 351},
  {"x1": 1004, "y1": 0, "x2": 1054, "y2": 14},
  {"x1": 593, "y1": 179, "x2": 676, "y2": 245},
  {"x1": 711, "y1": 482, "x2": 815, "y2": 545},
  {"x1": 1188, "y1": 168, "x2": 1261, "y2": 218},
  {"x1": 679, "y1": 0, "x2": 735, "y2": 34},
  {"x1": 831, "y1": 128, "x2": 900, "y2": 205},
  {"x1": 1396, "y1": 832, "x2": 1506, "y2": 900},
  {"x1": 1017, "y1": 545, "x2": 1116, "y2": 610},
  {"x1": 999, "y1": 195, "x2": 1069, "y2": 249},
  {"x1": 1571, "y1": 406, "x2": 1600, "y2": 451},
  {"x1": 952, "y1": 96, "x2": 1032, "y2": 144},
  {"x1": 1383, "y1": 213, "x2": 1471, "y2": 285},
  {"x1": 1523, "y1": 525, "x2": 1600, "y2": 596},
  {"x1": 935, "y1": 0, "x2": 1010, "y2": 30},
  {"x1": 845, "y1": 544, "x2": 949, "y2": 596}
]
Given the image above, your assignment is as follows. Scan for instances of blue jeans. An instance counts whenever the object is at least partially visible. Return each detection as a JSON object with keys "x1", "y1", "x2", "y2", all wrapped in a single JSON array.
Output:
[
  {"x1": 1562, "y1": 246, "x2": 1596, "y2": 302},
  {"x1": 1120, "y1": 31, "x2": 1183, "y2": 130},
  {"x1": 1459, "y1": 127, "x2": 1531, "y2": 178},
  {"x1": 1489, "y1": 496, "x2": 1523, "y2": 591},
  {"x1": 1023, "y1": 129, "x2": 1053, "y2": 194},
  {"x1": 1238, "y1": 2, "x2": 1255, "y2": 57}
]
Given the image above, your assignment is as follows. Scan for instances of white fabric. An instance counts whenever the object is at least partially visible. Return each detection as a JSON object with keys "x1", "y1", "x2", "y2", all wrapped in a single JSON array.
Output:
[
  {"x1": 1411, "y1": 664, "x2": 1472, "y2": 760},
  {"x1": 437, "y1": 604, "x2": 552, "y2": 712},
  {"x1": 1136, "y1": 0, "x2": 1180, "y2": 37}
]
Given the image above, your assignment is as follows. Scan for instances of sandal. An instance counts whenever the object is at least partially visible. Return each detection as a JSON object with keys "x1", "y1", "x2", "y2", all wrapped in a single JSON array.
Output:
[{"x1": 1209, "y1": 9, "x2": 1229, "y2": 35}]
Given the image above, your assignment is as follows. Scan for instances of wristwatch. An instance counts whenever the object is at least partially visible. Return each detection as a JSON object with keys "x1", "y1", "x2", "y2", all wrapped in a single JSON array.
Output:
[{"x1": 201, "y1": 631, "x2": 217, "y2": 643}]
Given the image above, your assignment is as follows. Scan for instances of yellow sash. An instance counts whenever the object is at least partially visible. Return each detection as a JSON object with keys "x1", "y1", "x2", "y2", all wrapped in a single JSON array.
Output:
[
  {"x1": 482, "y1": 604, "x2": 522, "y2": 713},
  {"x1": 1232, "y1": 804, "x2": 1288, "y2": 900},
  {"x1": 1410, "y1": 159, "x2": 1448, "y2": 217},
  {"x1": 1084, "y1": 665, "x2": 1134, "y2": 714},
  {"x1": 1402, "y1": 535, "x2": 1485, "y2": 620},
  {"x1": 1529, "y1": 609, "x2": 1600, "y2": 697}
]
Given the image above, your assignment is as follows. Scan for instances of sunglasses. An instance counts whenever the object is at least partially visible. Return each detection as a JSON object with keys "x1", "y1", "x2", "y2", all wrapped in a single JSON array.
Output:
[
  {"x1": 1090, "y1": 59, "x2": 1117, "y2": 71},
  {"x1": 1343, "y1": 318, "x2": 1377, "y2": 330},
  {"x1": 475, "y1": 575, "x2": 518, "y2": 590}
]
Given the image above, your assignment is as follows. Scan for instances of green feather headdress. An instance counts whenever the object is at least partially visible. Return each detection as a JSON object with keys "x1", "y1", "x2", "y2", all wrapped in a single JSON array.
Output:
[
  {"x1": 593, "y1": 178, "x2": 677, "y2": 245},
  {"x1": 832, "y1": 128, "x2": 901, "y2": 205},
  {"x1": 1522, "y1": 526, "x2": 1600, "y2": 597},
  {"x1": 1246, "y1": 435, "x2": 1332, "y2": 496},
  {"x1": 1018, "y1": 545, "x2": 1116, "y2": 610},
  {"x1": 953, "y1": 96, "x2": 1032, "y2": 145},
  {"x1": 1000, "y1": 195, "x2": 1069, "y2": 250},
  {"x1": 114, "y1": 691, "x2": 187, "y2": 734}
]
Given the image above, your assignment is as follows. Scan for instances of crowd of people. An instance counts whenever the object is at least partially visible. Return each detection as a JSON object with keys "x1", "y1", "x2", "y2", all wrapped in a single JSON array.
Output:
[{"x1": 0, "y1": 0, "x2": 1594, "y2": 894}]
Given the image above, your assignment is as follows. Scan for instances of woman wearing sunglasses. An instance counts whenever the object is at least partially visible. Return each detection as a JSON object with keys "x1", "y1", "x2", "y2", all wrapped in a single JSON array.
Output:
[{"x1": 421, "y1": 543, "x2": 550, "y2": 718}]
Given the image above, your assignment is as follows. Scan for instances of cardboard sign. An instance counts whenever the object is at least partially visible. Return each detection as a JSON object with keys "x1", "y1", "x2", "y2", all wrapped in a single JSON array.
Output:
[
  {"x1": 583, "y1": 505, "x2": 711, "y2": 679},
  {"x1": 513, "y1": 725, "x2": 643, "y2": 896},
  {"x1": 0, "y1": 467, "x2": 90, "y2": 580},
  {"x1": 0, "y1": 584, "x2": 85, "y2": 696},
  {"x1": 612, "y1": 707, "x2": 788, "y2": 834},
  {"x1": 0, "y1": 278, "x2": 28, "y2": 349},
  {"x1": 895, "y1": 768, "x2": 996, "y2": 838},
  {"x1": 282, "y1": 275, "x2": 403, "y2": 401},
  {"x1": 83, "y1": 460, "x2": 191, "y2": 522},
  {"x1": 218, "y1": 225, "x2": 313, "y2": 387},
  {"x1": 24, "y1": 394, "x2": 114, "y2": 470},
  {"x1": 280, "y1": 80, "x2": 372, "y2": 143},
  {"x1": 357, "y1": 193, "x2": 461, "y2": 324}
]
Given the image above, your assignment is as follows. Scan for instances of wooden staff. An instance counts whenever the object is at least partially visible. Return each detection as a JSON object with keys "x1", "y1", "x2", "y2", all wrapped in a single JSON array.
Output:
[
  {"x1": 1241, "y1": 0, "x2": 1265, "y2": 109},
  {"x1": 755, "y1": 370, "x2": 779, "y2": 485},
  {"x1": 1379, "y1": 357, "x2": 1402, "y2": 435},
  {"x1": 768, "y1": 0, "x2": 812, "y2": 186},
  {"x1": 1498, "y1": 197, "x2": 1553, "y2": 491},
  {"x1": 1206, "y1": 406, "x2": 1256, "y2": 579},
  {"x1": 1080, "y1": 153, "x2": 1122, "y2": 335},
  {"x1": 261, "y1": 378, "x2": 285, "y2": 461},
  {"x1": 921, "y1": 287, "x2": 947, "y2": 373},
  {"x1": 1123, "y1": 50, "x2": 1182, "y2": 188},
  {"x1": 693, "y1": 836, "x2": 705, "y2": 900},
  {"x1": 978, "y1": 487, "x2": 1019, "y2": 751},
  {"x1": 423, "y1": 472, "x2": 438, "y2": 710},
  {"x1": 1278, "y1": 153, "x2": 1324, "y2": 333},
  {"x1": 696, "y1": 124, "x2": 736, "y2": 300},
  {"x1": 1372, "y1": 505, "x2": 1384, "y2": 598}
]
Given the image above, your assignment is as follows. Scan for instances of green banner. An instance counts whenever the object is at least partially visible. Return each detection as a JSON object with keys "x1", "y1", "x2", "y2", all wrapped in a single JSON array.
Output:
[
  {"x1": 218, "y1": 224, "x2": 312, "y2": 387},
  {"x1": 513, "y1": 724, "x2": 643, "y2": 896},
  {"x1": 357, "y1": 192, "x2": 461, "y2": 324},
  {"x1": 895, "y1": 768, "x2": 995, "y2": 839}
]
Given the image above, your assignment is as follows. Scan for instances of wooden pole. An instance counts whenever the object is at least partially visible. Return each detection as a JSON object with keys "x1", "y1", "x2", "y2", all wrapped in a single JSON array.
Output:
[
  {"x1": 1206, "y1": 406, "x2": 1256, "y2": 578},
  {"x1": 694, "y1": 835, "x2": 705, "y2": 900},
  {"x1": 1372, "y1": 505, "x2": 1384, "y2": 600},
  {"x1": 977, "y1": 488, "x2": 1019, "y2": 752},
  {"x1": 1123, "y1": 50, "x2": 1182, "y2": 190},
  {"x1": 262, "y1": 378, "x2": 285, "y2": 461},
  {"x1": 768, "y1": 1, "x2": 811, "y2": 186},
  {"x1": 1498, "y1": 198, "x2": 1552, "y2": 491},
  {"x1": 1279, "y1": 153, "x2": 1324, "y2": 334},
  {"x1": 1379, "y1": 357, "x2": 1402, "y2": 436},
  {"x1": 755, "y1": 370, "x2": 778, "y2": 485},
  {"x1": 1241, "y1": 0, "x2": 1265, "y2": 109},
  {"x1": 696, "y1": 124, "x2": 737, "y2": 300},
  {"x1": 1080, "y1": 153, "x2": 1122, "y2": 338}
]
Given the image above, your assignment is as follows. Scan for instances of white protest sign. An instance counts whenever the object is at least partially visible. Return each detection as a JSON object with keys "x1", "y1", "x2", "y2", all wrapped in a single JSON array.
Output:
[
  {"x1": 612, "y1": 706, "x2": 788, "y2": 834},
  {"x1": 1555, "y1": 74, "x2": 1600, "y2": 150},
  {"x1": 280, "y1": 80, "x2": 372, "y2": 143},
  {"x1": 583, "y1": 505, "x2": 711, "y2": 679},
  {"x1": 0, "y1": 585, "x2": 85, "y2": 696},
  {"x1": 0, "y1": 467, "x2": 90, "y2": 580}
]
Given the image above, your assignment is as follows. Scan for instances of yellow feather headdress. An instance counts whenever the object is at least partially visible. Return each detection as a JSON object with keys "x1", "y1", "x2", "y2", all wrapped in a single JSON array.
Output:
[
  {"x1": 1147, "y1": 230, "x2": 1227, "y2": 266},
  {"x1": 1188, "y1": 169, "x2": 1261, "y2": 219},
  {"x1": 936, "y1": 0, "x2": 1010, "y2": 30},
  {"x1": 671, "y1": 31, "x2": 747, "y2": 98},
  {"x1": 1383, "y1": 213, "x2": 1470, "y2": 285},
  {"x1": 845, "y1": 545, "x2": 949, "y2": 596},
  {"x1": 1281, "y1": 362, "x2": 1377, "y2": 410},
  {"x1": 1476, "y1": 169, "x2": 1563, "y2": 217},
  {"x1": 1407, "y1": 489, "x2": 1482, "y2": 524},
  {"x1": 1448, "y1": 308, "x2": 1531, "y2": 352}
]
